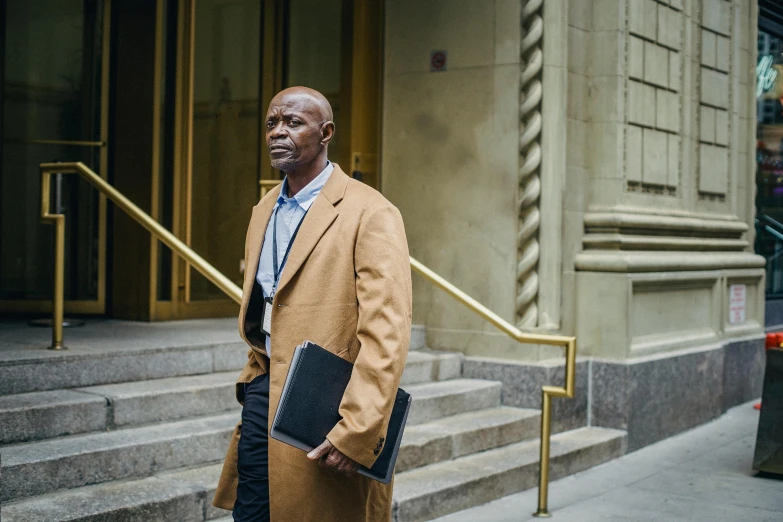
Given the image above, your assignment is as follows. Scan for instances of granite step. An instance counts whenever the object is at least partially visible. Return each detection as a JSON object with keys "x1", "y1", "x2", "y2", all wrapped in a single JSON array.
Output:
[
  {"x1": 401, "y1": 351, "x2": 462, "y2": 385},
  {"x1": 74, "y1": 371, "x2": 240, "y2": 429},
  {"x1": 1, "y1": 374, "x2": 489, "y2": 502},
  {"x1": 0, "y1": 469, "x2": 217, "y2": 522},
  {"x1": 0, "y1": 389, "x2": 109, "y2": 445},
  {"x1": 2, "y1": 427, "x2": 625, "y2": 522},
  {"x1": 0, "y1": 412, "x2": 238, "y2": 502},
  {"x1": 0, "y1": 341, "x2": 249, "y2": 396},
  {"x1": 0, "y1": 324, "x2": 431, "y2": 396},
  {"x1": 397, "y1": 406, "x2": 540, "y2": 472},
  {"x1": 405, "y1": 379, "x2": 502, "y2": 425},
  {"x1": 392, "y1": 427, "x2": 627, "y2": 522},
  {"x1": 0, "y1": 351, "x2": 461, "y2": 445}
]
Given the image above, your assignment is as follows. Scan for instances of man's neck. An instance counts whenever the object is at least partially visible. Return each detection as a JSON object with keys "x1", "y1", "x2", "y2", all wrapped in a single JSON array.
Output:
[{"x1": 284, "y1": 158, "x2": 328, "y2": 197}]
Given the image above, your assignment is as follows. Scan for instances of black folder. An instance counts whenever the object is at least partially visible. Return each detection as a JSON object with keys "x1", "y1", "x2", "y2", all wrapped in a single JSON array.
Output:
[{"x1": 270, "y1": 340, "x2": 411, "y2": 484}]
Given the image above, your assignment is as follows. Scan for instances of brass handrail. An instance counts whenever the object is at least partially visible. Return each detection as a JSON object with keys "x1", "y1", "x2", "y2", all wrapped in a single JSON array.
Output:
[
  {"x1": 39, "y1": 161, "x2": 242, "y2": 350},
  {"x1": 409, "y1": 258, "x2": 575, "y2": 518},
  {"x1": 41, "y1": 161, "x2": 574, "y2": 517}
]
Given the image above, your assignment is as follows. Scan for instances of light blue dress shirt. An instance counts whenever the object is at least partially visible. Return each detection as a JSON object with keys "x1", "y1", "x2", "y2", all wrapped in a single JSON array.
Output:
[{"x1": 255, "y1": 161, "x2": 333, "y2": 355}]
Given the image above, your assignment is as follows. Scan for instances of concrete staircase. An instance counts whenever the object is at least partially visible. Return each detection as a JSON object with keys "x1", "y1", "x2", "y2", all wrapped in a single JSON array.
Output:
[{"x1": 0, "y1": 326, "x2": 625, "y2": 522}]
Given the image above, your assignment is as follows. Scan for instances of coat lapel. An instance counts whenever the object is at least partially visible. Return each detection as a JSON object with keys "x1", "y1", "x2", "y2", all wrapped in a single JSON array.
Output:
[
  {"x1": 241, "y1": 185, "x2": 280, "y2": 309},
  {"x1": 275, "y1": 165, "x2": 349, "y2": 296}
]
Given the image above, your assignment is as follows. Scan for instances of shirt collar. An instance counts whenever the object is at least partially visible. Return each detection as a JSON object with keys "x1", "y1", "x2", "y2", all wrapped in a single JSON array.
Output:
[{"x1": 277, "y1": 161, "x2": 334, "y2": 211}]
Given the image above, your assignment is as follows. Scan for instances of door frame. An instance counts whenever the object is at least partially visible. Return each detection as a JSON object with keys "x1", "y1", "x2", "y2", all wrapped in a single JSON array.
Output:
[
  {"x1": 150, "y1": 0, "x2": 383, "y2": 320},
  {"x1": 149, "y1": 0, "x2": 281, "y2": 320},
  {"x1": 0, "y1": 0, "x2": 111, "y2": 316}
]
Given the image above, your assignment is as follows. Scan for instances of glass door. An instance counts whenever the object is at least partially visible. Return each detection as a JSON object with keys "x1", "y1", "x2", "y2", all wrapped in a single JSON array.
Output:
[
  {"x1": 154, "y1": 0, "x2": 382, "y2": 319},
  {"x1": 0, "y1": 0, "x2": 110, "y2": 315}
]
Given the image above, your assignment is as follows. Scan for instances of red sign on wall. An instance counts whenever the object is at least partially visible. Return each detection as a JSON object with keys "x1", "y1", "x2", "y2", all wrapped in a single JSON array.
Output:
[{"x1": 430, "y1": 50, "x2": 447, "y2": 72}]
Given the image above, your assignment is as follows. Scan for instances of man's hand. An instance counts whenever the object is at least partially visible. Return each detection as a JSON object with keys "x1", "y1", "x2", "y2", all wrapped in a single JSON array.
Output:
[{"x1": 307, "y1": 439, "x2": 360, "y2": 476}]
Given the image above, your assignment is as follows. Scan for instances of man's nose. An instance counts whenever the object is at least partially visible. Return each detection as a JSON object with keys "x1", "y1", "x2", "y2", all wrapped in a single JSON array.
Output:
[{"x1": 269, "y1": 121, "x2": 287, "y2": 138}]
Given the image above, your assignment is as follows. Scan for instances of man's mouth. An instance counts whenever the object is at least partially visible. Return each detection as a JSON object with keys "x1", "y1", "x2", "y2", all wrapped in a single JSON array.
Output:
[{"x1": 269, "y1": 145, "x2": 292, "y2": 153}]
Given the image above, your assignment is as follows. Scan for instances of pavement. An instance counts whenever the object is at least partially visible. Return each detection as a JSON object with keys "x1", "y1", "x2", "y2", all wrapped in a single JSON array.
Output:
[
  {"x1": 0, "y1": 318, "x2": 238, "y2": 361},
  {"x1": 433, "y1": 401, "x2": 782, "y2": 522}
]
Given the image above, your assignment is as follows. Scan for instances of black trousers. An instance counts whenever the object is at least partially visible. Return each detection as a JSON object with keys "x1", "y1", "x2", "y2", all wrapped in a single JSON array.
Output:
[{"x1": 233, "y1": 374, "x2": 270, "y2": 522}]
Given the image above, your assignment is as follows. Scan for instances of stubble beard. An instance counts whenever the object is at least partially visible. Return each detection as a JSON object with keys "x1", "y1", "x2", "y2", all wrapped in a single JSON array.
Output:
[{"x1": 270, "y1": 157, "x2": 298, "y2": 173}]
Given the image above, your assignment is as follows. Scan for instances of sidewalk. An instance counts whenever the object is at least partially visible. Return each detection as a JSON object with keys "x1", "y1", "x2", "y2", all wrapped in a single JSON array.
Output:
[{"x1": 434, "y1": 402, "x2": 782, "y2": 522}]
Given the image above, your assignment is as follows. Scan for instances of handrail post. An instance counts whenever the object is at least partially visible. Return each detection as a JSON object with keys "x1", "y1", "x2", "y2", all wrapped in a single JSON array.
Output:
[
  {"x1": 533, "y1": 391, "x2": 552, "y2": 517},
  {"x1": 40, "y1": 170, "x2": 67, "y2": 350},
  {"x1": 50, "y1": 211, "x2": 66, "y2": 350}
]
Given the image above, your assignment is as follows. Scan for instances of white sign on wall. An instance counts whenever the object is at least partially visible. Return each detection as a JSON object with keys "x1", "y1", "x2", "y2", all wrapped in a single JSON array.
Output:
[{"x1": 728, "y1": 284, "x2": 747, "y2": 325}]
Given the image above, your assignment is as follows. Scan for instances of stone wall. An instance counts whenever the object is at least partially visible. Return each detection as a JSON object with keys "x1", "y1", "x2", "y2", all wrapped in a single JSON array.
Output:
[
  {"x1": 381, "y1": 0, "x2": 765, "y2": 455},
  {"x1": 573, "y1": 0, "x2": 764, "y2": 360},
  {"x1": 382, "y1": 0, "x2": 525, "y2": 357},
  {"x1": 381, "y1": 0, "x2": 763, "y2": 363}
]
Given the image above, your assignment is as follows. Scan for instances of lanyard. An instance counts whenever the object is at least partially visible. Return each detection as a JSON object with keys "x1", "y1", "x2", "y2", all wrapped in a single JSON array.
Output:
[{"x1": 271, "y1": 205, "x2": 308, "y2": 297}]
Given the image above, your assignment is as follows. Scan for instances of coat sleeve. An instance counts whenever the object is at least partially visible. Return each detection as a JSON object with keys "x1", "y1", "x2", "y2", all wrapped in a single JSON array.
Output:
[{"x1": 326, "y1": 203, "x2": 413, "y2": 468}]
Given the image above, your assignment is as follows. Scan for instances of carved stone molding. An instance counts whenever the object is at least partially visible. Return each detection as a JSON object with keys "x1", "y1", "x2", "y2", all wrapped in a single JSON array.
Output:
[
  {"x1": 516, "y1": 0, "x2": 543, "y2": 328},
  {"x1": 582, "y1": 209, "x2": 749, "y2": 251}
]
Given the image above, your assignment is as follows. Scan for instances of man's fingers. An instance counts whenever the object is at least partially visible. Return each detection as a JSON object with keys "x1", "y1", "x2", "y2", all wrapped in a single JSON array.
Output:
[
  {"x1": 307, "y1": 439, "x2": 332, "y2": 460},
  {"x1": 326, "y1": 449, "x2": 340, "y2": 466},
  {"x1": 311, "y1": 443, "x2": 360, "y2": 476}
]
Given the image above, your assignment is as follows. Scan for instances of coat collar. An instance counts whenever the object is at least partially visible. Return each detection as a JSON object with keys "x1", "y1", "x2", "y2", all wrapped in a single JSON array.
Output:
[
  {"x1": 241, "y1": 163, "x2": 350, "y2": 302},
  {"x1": 276, "y1": 163, "x2": 349, "y2": 294}
]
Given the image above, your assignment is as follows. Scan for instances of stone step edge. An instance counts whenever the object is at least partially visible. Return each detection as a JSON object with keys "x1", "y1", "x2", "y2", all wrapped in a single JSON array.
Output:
[
  {"x1": 397, "y1": 406, "x2": 541, "y2": 473},
  {"x1": 2, "y1": 380, "x2": 504, "y2": 462},
  {"x1": 392, "y1": 427, "x2": 627, "y2": 521},
  {"x1": 0, "y1": 412, "x2": 239, "y2": 502},
  {"x1": 1, "y1": 380, "x2": 502, "y2": 500},
  {"x1": 0, "y1": 462, "x2": 229, "y2": 522},
  {"x1": 0, "y1": 350, "x2": 464, "y2": 444},
  {"x1": 2, "y1": 427, "x2": 626, "y2": 522},
  {"x1": 0, "y1": 325, "x2": 432, "y2": 370}
]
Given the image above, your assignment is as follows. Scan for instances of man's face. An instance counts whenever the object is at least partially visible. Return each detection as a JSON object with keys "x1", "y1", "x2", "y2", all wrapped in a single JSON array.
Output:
[{"x1": 265, "y1": 93, "x2": 329, "y2": 172}]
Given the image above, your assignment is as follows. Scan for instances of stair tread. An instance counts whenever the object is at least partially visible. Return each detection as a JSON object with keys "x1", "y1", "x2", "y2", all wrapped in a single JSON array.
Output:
[
  {"x1": 2, "y1": 427, "x2": 626, "y2": 522},
  {"x1": 1, "y1": 411, "x2": 239, "y2": 466},
  {"x1": 1, "y1": 468, "x2": 211, "y2": 522},
  {"x1": 405, "y1": 378, "x2": 500, "y2": 398},
  {"x1": 404, "y1": 351, "x2": 440, "y2": 363},
  {"x1": 74, "y1": 371, "x2": 238, "y2": 398},
  {"x1": 394, "y1": 427, "x2": 626, "y2": 500},
  {"x1": 0, "y1": 389, "x2": 106, "y2": 411},
  {"x1": 402, "y1": 406, "x2": 538, "y2": 445},
  {"x1": 160, "y1": 462, "x2": 224, "y2": 489},
  {"x1": 0, "y1": 354, "x2": 447, "y2": 408}
]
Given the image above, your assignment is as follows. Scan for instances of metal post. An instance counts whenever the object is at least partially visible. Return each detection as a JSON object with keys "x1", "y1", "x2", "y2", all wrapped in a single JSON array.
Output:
[
  {"x1": 50, "y1": 173, "x2": 66, "y2": 350},
  {"x1": 533, "y1": 391, "x2": 552, "y2": 517},
  {"x1": 50, "y1": 213, "x2": 66, "y2": 350}
]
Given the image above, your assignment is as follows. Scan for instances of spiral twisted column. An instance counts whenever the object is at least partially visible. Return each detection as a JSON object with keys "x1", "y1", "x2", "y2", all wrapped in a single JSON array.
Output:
[{"x1": 516, "y1": 0, "x2": 543, "y2": 328}]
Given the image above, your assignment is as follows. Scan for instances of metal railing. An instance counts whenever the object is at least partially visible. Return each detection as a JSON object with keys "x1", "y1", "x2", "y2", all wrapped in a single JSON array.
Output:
[
  {"x1": 409, "y1": 258, "x2": 575, "y2": 518},
  {"x1": 39, "y1": 162, "x2": 242, "y2": 350},
  {"x1": 40, "y1": 161, "x2": 575, "y2": 517}
]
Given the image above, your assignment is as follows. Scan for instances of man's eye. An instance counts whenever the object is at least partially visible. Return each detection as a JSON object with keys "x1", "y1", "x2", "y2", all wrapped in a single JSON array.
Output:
[
  {"x1": 290, "y1": 120, "x2": 300, "y2": 126},
  {"x1": 265, "y1": 121, "x2": 274, "y2": 128}
]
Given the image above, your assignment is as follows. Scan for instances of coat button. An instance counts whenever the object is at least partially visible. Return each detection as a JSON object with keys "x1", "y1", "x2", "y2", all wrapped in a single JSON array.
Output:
[{"x1": 373, "y1": 448, "x2": 380, "y2": 456}]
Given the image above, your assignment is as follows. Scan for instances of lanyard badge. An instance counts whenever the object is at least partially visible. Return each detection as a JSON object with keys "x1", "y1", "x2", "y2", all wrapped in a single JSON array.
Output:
[{"x1": 260, "y1": 206, "x2": 308, "y2": 337}]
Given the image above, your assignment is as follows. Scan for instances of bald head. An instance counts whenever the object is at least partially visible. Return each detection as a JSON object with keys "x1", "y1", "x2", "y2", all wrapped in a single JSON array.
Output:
[
  {"x1": 265, "y1": 86, "x2": 335, "y2": 181},
  {"x1": 269, "y1": 86, "x2": 333, "y2": 123}
]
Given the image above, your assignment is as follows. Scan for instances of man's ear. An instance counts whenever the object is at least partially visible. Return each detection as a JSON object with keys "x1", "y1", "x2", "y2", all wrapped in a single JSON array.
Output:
[{"x1": 320, "y1": 121, "x2": 335, "y2": 146}]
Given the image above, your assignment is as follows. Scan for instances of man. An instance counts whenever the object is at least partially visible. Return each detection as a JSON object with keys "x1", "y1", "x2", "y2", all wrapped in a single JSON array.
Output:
[{"x1": 212, "y1": 86, "x2": 412, "y2": 521}]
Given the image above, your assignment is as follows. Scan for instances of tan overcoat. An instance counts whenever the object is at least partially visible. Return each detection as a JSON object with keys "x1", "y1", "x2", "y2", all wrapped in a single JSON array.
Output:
[{"x1": 213, "y1": 164, "x2": 412, "y2": 521}]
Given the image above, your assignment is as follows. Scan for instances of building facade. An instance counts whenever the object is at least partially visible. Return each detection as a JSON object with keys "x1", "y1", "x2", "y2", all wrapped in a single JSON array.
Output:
[
  {"x1": 384, "y1": 0, "x2": 771, "y2": 450},
  {"x1": 0, "y1": 0, "x2": 772, "y2": 450}
]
